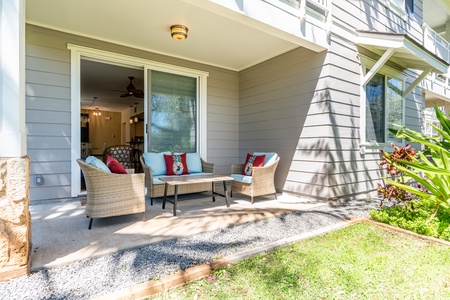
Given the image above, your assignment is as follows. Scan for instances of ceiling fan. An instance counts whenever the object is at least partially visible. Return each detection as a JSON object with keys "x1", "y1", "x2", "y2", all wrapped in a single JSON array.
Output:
[{"x1": 120, "y1": 76, "x2": 144, "y2": 98}]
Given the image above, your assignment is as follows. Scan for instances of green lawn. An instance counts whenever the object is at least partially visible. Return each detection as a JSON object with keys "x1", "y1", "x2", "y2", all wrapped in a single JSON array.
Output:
[{"x1": 149, "y1": 222, "x2": 450, "y2": 300}]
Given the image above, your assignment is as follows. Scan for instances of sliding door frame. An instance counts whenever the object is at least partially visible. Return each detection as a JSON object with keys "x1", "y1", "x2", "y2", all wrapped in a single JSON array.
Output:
[{"x1": 68, "y1": 44, "x2": 209, "y2": 197}]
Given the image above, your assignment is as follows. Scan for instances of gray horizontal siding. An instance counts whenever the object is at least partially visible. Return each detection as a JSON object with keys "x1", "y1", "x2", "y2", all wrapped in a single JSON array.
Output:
[
  {"x1": 205, "y1": 67, "x2": 240, "y2": 174},
  {"x1": 333, "y1": 1, "x2": 423, "y2": 43},
  {"x1": 321, "y1": 0, "x2": 425, "y2": 201},
  {"x1": 26, "y1": 29, "x2": 72, "y2": 200},
  {"x1": 239, "y1": 47, "x2": 331, "y2": 197},
  {"x1": 236, "y1": 0, "x2": 425, "y2": 201},
  {"x1": 26, "y1": 39, "x2": 72, "y2": 200},
  {"x1": 26, "y1": 97, "x2": 71, "y2": 112},
  {"x1": 26, "y1": 123, "x2": 71, "y2": 136},
  {"x1": 30, "y1": 186, "x2": 71, "y2": 201}
]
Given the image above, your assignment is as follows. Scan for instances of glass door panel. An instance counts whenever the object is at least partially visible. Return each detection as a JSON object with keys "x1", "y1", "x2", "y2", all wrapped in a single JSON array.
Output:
[{"x1": 146, "y1": 70, "x2": 197, "y2": 152}]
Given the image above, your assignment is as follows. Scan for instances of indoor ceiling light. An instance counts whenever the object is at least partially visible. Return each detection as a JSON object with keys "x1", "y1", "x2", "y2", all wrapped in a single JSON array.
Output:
[
  {"x1": 170, "y1": 25, "x2": 188, "y2": 41},
  {"x1": 93, "y1": 108, "x2": 101, "y2": 116}
]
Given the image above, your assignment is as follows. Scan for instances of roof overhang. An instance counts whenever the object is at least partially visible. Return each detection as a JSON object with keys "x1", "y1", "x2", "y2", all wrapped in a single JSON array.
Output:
[
  {"x1": 356, "y1": 30, "x2": 450, "y2": 98},
  {"x1": 25, "y1": 0, "x2": 322, "y2": 72},
  {"x1": 356, "y1": 30, "x2": 449, "y2": 74}
]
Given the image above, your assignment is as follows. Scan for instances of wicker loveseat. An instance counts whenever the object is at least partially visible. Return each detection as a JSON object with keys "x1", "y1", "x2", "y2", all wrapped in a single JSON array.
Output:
[
  {"x1": 77, "y1": 159, "x2": 145, "y2": 229},
  {"x1": 140, "y1": 152, "x2": 215, "y2": 205},
  {"x1": 230, "y1": 152, "x2": 280, "y2": 204}
]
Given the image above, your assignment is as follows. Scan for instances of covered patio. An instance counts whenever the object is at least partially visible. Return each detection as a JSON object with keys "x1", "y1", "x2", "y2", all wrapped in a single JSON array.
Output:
[{"x1": 30, "y1": 192, "x2": 324, "y2": 271}]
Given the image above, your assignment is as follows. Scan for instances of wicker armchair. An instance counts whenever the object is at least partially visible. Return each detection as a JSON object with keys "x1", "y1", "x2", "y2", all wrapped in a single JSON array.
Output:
[
  {"x1": 77, "y1": 159, "x2": 145, "y2": 229},
  {"x1": 230, "y1": 155, "x2": 280, "y2": 204},
  {"x1": 140, "y1": 155, "x2": 215, "y2": 205},
  {"x1": 103, "y1": 145, "x2": 135, "y2": 170}
]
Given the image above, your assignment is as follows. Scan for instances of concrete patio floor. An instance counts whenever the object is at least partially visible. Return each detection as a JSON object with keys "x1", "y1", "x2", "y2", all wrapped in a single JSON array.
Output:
[{"x1": 30, "y1": 192, "x2": 324, "y2": 271}]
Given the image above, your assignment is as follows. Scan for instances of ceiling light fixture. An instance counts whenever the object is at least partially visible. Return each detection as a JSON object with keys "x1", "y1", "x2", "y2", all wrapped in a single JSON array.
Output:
[
  {"x1": 93, "y1": 108, "x2": 101, "y2": 116},
  {"x1": 170, "y1": 25, "x2": 188, "y2": 41}
]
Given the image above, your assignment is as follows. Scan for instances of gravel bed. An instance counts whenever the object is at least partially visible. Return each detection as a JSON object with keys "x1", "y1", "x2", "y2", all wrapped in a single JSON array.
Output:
[{"x1": 0, "y1": 199, "x2": 379, "y2": 300}]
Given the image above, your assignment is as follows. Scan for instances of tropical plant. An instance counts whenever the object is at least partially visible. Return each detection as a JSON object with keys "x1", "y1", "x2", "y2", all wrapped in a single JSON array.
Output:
[
  {"x1": 382, "y1": 105, "x2": 450, "y2": 221},
  {"x1": 378, "y1": 143, "x2": 420, "y2": 206}
]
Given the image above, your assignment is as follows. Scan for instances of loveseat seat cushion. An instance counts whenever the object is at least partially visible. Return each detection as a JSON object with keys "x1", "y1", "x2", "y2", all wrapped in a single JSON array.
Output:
[
  {"x1": 230, "y1": 174, "x2": 252, "y2": 184},
  {"x1": 152, "y1": 172, "x2": 213, "y2": 185}
]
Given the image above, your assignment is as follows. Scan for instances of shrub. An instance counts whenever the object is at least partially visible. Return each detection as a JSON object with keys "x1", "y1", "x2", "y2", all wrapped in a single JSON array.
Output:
[
  {"x1": 370, "y1": 198, "x2": 450, "y2": 241},
  {"x1": 381, "y1": 105, "x2": 450, "y2": 221}
]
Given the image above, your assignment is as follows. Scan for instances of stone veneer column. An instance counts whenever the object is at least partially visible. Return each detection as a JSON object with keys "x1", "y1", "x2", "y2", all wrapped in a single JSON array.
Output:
[
  {"x1": 0, "y1": 157, "x2": 30, "y2": 281},
  {"x1": 0, "y1": 0, "x2": 29, "y2": 281}
]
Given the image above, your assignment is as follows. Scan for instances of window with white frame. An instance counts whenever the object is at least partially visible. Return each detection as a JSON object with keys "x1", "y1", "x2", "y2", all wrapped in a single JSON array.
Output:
[
  {"x1": 385, "y1": 0, "x2": 414, "y2": 16},
  {"x1": 405, "y1": 0, "x2": 414, "y2": 15},
  {"x1": 365, "y1": 73, "x2": 404, "y2": 144}
]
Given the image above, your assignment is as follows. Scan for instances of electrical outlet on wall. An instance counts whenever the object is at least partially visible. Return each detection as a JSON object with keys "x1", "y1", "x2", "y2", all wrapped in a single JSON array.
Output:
[{"x1": 35, "y1": 175, "x2": 44, "y2": 186}]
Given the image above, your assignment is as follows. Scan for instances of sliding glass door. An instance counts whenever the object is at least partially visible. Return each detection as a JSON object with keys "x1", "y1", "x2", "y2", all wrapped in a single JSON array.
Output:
[{"x1": 146, "y1": 70, "x2": 198, "y2": 153}]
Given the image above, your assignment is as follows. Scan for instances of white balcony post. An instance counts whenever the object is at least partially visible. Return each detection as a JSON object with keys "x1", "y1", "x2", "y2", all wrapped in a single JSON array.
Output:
[
  {"x1": 299, "y1": 0, "x2": 306, "y2": 21},
  {"x1": 0, "y1": 0, "x2": 27, "y2": 157}
]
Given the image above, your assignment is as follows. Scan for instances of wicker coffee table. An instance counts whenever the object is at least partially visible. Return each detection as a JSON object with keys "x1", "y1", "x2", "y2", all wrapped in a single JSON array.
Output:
[{"x1": 159, "y1": 174, "x2": 233, "y2": 216}]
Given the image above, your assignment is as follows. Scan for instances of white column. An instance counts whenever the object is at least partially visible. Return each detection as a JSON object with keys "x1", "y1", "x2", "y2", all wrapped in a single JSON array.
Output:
[{"x1": 0, "y1": 0, "x2": 26, "y2": 157}]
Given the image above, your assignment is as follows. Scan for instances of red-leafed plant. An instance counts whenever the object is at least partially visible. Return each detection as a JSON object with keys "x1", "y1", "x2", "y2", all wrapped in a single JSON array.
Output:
[{"x1": 378, "y1": 143, "x2": 424, "y2": 207}]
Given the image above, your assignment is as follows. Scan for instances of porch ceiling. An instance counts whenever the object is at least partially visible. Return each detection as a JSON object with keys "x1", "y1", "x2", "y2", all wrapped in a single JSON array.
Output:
[
  {"x1": 25, "y1": 0, "x2": 304, "y2": 72},
  {"x1": 27, "y1": 0, "x2": 313, "y2": 112}
]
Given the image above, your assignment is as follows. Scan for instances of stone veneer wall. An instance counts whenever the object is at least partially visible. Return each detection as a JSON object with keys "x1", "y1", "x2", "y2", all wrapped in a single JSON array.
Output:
[{"x1": 0, "y1": 157, "x2": 31, "y2": 281}]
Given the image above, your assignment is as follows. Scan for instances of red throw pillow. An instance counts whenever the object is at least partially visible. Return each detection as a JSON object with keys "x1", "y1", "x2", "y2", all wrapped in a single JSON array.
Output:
[
  {"x1": 242, "y1": 153, "x2": 266, "y2": 176},
  {"x1": 106, "y1": 156, "x2": 127, "y2": 174},
  {"x1": 164, "y1": 153, "x2": 190, "y2": 175}
]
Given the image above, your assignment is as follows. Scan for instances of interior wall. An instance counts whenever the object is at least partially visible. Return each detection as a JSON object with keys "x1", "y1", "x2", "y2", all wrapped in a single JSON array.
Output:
[{"x1": 81, "y1": 109, "x2": 121, "y2": 155}]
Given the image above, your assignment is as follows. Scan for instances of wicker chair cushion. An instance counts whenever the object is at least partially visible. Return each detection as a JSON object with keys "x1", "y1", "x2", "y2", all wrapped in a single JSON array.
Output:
[
  {"x1": 152, "y1": 172, "x2": 213, "y2": 185},
  {"x1": 253, "y1": 152, "x2": 279, "y2": 166},
  {"x1": 230, "y1": 174, "x2": 252, "y2": 184},
  {"x1": 143, "y1": 151, "x2": 171, "y2": 175},
  {"x1": 106, "y1": 156, "x2": 127, "y2": 174},
  {"x1": 242, "y1": 153, "x2": 265, "y2": 175},
  {"x1": 86, "y1": 156, "x2": 111, "y2": 173}
]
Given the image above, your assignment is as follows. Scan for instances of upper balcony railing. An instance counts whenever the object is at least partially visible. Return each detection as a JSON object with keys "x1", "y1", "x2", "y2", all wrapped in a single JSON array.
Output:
[
  {"x1": 310, "y1": 0, "x2": 328, "y2": 8},
  {"x1": 423, "y1": 23, "x2": 450, "y2": 65},
  {"x1": 280, "y1": 0, "x2": 328, "y2": 10},
  {"x1": 277, "y1": 0, "x2": 329, "y2": 19}
]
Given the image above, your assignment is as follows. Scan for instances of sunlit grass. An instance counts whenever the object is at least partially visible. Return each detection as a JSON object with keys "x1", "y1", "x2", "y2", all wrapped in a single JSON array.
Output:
[{"x1": 149, "y1": 222, "x2": 450, "y2": 299}]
